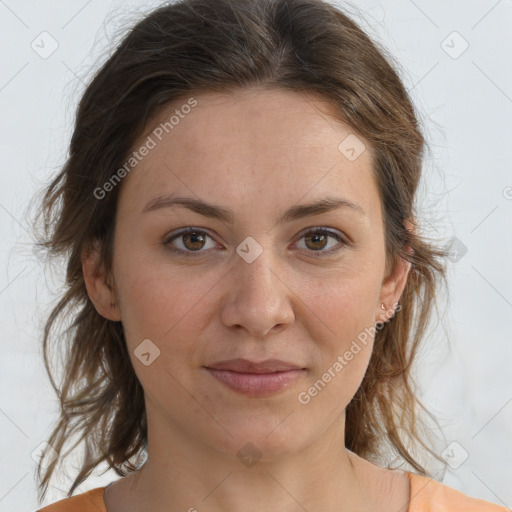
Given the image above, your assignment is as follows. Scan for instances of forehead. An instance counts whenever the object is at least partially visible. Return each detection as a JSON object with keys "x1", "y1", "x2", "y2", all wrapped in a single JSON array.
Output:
[
  {"x1": 141, "y1": 87, "x2": 366, "y2": 158},
  {"x1": 117, "y1": 88, "x2": 380, "y2": 223}
]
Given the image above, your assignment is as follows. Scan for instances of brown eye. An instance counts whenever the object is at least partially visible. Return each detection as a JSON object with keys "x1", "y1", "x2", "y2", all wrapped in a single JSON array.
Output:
[
  {"x1": 181, "y1": 231, "x2": 207, "y2": 250},
  {"x1": 304, "y1": 231, "x2": 329, "y2": 250},
  {"x1": 164, "y1": 228, "x2": 217, "y2": 256},
  {"x1": 163, "y1": 226, "x2": 348, "y2": 258},
  {"x1": 296, "y1": 228, "x2": 347, "y2": 255}
]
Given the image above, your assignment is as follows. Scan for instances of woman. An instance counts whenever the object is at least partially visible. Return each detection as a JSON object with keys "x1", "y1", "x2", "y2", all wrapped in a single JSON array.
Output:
[{"x1": 33, "y1": 0, "x2": 508, "y2": 510}]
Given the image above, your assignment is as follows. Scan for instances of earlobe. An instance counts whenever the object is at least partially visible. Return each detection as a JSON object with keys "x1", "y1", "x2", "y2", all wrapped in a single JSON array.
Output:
[
  {"x1": 382, "y1": 256, "x2": 411, "y2": 304},
  {"x1": 81, "y1": 241, "x2": 122, "y2": 321}
]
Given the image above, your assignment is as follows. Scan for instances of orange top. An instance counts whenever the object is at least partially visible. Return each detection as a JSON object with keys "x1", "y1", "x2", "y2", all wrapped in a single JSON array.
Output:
[{"x1": 37, "y1": 472, "x2": 510, "y2": 511}]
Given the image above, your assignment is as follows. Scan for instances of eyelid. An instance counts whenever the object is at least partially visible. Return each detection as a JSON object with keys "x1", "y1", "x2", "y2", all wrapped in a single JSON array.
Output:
[{"x1": 163, "y1": 226, "x2": 349, "y2": 257}]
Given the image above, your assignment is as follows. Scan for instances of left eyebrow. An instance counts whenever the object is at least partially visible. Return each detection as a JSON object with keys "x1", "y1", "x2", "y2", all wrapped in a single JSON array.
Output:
[{"x1": 141, "y1": 194, "x2": 366, "y2": 224}]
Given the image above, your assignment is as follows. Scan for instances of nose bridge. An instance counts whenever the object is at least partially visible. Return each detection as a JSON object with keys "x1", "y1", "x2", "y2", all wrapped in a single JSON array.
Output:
[
  {"x1": 221, "y1": 238, "x2": 294, "y2": 335},
  {"x1": 234, "y1": 238, "x2": 282, "y2": 302}
]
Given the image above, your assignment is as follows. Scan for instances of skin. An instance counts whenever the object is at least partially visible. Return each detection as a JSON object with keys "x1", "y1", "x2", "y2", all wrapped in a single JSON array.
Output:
[{"x1": 83, "y1": 87, "x2": 412, "y2": 512}]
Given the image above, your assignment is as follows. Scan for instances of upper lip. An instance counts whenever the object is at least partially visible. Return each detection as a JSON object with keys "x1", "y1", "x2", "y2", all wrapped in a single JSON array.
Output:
[{"x1": 204, "y1": 358, "x2": 304, "y2": 373}]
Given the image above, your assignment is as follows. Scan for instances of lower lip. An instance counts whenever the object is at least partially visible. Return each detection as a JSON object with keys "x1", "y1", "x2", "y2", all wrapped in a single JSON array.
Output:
[{"x1": 204, "y1": 368, "x2": 307, "y2": 396}]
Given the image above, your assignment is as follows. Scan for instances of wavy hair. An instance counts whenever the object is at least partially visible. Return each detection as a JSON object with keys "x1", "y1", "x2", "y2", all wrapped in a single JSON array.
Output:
[{"x1": 32, "y1": 0, "x2": 450, "y2": 502}]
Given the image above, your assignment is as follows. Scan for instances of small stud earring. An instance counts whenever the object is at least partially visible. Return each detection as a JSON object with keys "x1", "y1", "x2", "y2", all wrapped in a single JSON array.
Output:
[{"x1": 381, "y1": 303, "x2": 386, "y2": 310}]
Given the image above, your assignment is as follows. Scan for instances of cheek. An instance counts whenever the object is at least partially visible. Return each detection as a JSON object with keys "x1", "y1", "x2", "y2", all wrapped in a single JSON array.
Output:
[
  {"x1": 299, "y1": 268, "x2": 381, "y2": 345},
  {"x1": 296, "y1": 270, "x2": 380, "y2": 395},
  {"x1": 114, "y1": 265, "x2": 209, "y2": 402},
  {"x1": 113, "y1": 251, "x2": 211, "y2": 348}
]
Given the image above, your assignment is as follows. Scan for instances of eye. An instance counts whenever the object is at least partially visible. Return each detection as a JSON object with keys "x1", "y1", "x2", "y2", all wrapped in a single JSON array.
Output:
[
  {"x1": 294, "y1": 228, "x2": 348, "y2": 256},
  {"x1": 163, "y1": 227, "x2": 218, "y2": 257},
  {"x1": 163, "y1": 226, "x2": 348, "y2": 257}
]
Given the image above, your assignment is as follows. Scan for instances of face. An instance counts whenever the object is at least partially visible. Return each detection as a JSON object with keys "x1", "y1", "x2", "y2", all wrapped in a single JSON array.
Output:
[{"x1": 85, "y1": 87, "x2": 409, "y2": 462}]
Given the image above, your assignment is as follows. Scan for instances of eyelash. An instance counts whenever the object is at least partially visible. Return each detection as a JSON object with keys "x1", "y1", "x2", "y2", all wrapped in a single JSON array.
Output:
[{"x1": 162, "y1": 227, "x2": 349, "y2": 258}]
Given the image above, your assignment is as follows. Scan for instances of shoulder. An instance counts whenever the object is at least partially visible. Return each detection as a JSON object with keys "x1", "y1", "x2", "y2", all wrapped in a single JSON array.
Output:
[
  {"x1": 36, "y1": 487, "x2": 107, "y2": 512},
  {"x1": 407, "y1": 472, "x2": 509, "y2": 511}
]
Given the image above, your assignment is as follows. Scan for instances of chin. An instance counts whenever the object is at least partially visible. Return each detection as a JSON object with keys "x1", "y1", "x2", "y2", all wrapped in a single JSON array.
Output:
[{"x1": 203, "y1": 414, "x2": 316, "y2": 463}]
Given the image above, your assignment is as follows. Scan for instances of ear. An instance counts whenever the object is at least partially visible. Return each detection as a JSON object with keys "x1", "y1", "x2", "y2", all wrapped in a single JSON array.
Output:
[
  {"x1": 82, "y1": 239, "x2": 122, "y2": 321},
  {"x1": 376, "y1": 220, "x2": 415, "y2": 323}
]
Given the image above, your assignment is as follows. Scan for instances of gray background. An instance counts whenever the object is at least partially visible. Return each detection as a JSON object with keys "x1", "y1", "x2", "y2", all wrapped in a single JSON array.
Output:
[{"x1": 1, "y1": 0, "x2": 511, "y2": 510}]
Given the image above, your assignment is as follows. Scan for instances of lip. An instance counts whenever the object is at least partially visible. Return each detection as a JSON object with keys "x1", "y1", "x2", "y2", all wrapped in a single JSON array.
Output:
[
  {"x1": 205, "y1": 358, "x2": 304, "y2": 373},
  {"x1": 203, "y1": 358, "x2": 307, "y2": 396}
]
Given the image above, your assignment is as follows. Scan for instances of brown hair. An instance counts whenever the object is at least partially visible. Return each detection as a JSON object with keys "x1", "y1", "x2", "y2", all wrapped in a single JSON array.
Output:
[{"x1": 33, "y1": 0, "x2": 450, "y2": 503}]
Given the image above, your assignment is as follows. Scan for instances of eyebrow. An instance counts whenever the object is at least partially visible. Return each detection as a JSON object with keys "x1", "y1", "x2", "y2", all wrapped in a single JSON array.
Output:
[{"x1": 141, "y1": 194, "x2": 365, "y2": 224}]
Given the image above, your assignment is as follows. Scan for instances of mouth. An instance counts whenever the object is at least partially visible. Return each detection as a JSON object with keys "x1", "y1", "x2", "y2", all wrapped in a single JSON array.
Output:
[{"x1": 203, "y1": 358, "x2": 307, "y2": 396}]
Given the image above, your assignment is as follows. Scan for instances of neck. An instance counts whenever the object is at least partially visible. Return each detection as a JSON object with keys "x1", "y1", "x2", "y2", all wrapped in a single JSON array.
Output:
[{"x1": 116, "y1": 413, "x2": 374, "y2": 512}]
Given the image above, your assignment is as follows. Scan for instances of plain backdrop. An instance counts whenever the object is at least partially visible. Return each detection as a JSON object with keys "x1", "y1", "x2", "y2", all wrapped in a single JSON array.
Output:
[{"x1": 0, "y1": 0, "x2": 511, "y2": 510}]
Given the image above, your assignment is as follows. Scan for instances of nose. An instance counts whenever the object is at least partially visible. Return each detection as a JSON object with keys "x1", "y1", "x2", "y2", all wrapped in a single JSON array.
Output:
[{"x1": 219, "y1": 246, "x2": 295, "y2": 337}]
